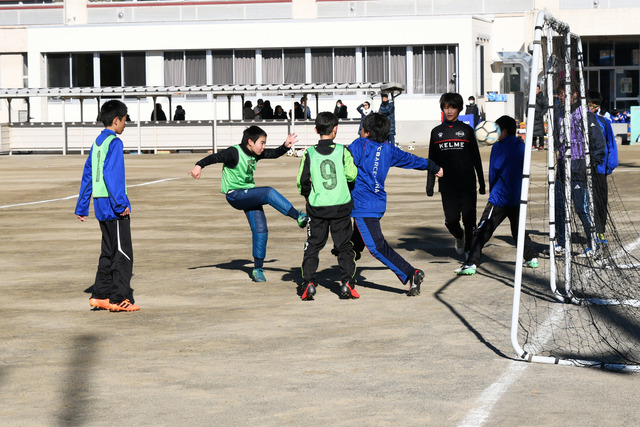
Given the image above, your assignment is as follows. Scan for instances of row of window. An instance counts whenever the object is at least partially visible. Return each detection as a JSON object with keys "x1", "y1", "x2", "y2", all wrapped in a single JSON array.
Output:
[{"x1": 46, "y1": 45, "x2": 458, "y2": 95}]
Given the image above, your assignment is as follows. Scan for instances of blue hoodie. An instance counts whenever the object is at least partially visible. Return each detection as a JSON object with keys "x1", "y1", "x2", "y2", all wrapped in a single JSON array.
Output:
[
  {"x1": 595, "y1": 115, "x2": 619, "y2": 175},
  {"x1": 349, "y1": 137, "x2": 440, "y2": 218},
  {"x1": 487, "y1": 135, "x2": 524, "y2": 208},
  {"x1": 75, "y1": 129, "x2": 131, "y2": 221}
]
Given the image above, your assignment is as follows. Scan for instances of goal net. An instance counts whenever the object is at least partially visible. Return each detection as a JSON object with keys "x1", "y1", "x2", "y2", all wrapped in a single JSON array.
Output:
[{"x1": 511, "y1": 11, "x2": 640, "y2": 371}]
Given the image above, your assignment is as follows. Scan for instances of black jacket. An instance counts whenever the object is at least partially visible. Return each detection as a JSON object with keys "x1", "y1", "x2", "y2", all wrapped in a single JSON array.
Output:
[{"x1": 426, "y1": 120, "x2": 485, "y2": 196}]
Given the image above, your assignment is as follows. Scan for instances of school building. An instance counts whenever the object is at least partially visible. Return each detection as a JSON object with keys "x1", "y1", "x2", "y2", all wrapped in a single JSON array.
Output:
[{"x1": 0, "y1": 0, "x2": 638, "y2": 150}]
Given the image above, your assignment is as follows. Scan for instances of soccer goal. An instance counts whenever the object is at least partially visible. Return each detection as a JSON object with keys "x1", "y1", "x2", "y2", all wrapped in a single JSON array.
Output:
[{"x1": 511, "y1": 11, "x2": 640, "y2": 371}]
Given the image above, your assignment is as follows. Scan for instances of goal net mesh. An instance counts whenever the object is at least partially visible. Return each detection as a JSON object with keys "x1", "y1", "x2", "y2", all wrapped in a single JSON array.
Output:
[{"x1": 515, "y1": 16, "x2": 640, "y2": 367}]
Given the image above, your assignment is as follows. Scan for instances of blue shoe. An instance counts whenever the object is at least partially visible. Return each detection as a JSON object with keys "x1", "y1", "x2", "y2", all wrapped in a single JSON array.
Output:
[
  {"x1": 252, "y1": 268, "x2": 266, "y2": 282},
  {"x1": 577, "y1": 248, "x2": 594, "y2": 258},
  {"x1": 297, "y1": 211, "x2": 309, "y2": 228},
  {"x1": 596, "y1": 233, "x2": 608, "y2": 245}
]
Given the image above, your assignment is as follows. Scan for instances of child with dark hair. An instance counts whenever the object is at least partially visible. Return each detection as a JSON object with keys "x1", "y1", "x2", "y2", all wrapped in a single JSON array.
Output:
[
  {"x1": 427, "y1": 92, "x2": 485, "y2": 258},
  {"x1": 456, "y1": 115, "x2": 538, "y2": 275},
  {"x1": 586, "y1": 90, "x2": 619, "y2": 244},
  {"x1": 75, "y1": 100, "x2": 139, "y2": 312},
  {"x1": 188, "y1": 125, "x2": 308, "y2": 282},
  {"x1": 349, "y1": 113, "x2": 443, "y2": 296},
  {"x1": 297, "y1": 112, "x2": 358, "y2": 300}
]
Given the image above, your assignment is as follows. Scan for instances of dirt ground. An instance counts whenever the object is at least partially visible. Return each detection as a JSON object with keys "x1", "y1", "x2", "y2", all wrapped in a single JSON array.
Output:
[{"x1": 2, "y1": 144, "x2": 640, "y2": 426}]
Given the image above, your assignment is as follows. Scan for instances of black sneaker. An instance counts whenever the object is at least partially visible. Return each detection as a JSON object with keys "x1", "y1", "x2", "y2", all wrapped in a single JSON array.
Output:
[
  {"x1": 300, "y1": 282, "x2": 316, "y2": 301},
  {"x1": 339, "y1": 281, "x2": 360, "y2": 299},
  {"x1": 407, "y1": 269, "x2": 424, "y2": 296}
]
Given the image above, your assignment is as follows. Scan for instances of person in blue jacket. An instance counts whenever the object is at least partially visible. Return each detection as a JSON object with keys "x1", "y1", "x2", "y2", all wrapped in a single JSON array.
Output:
[
  {"x1": 349, "y1": 113, "x2": 443, "y2": 296},
  {"x1": 587, "y1": 90, "x2": 619, "y2": 244},
  {"x1": 75, "y1": 100, "x2": 140, "y2": 312},
  {"x1": 456, "y1": 115, "x2": 538, "y2": 275},
  {"x1": 378, "y1": 93, "x2": 397, "y2": 146}
]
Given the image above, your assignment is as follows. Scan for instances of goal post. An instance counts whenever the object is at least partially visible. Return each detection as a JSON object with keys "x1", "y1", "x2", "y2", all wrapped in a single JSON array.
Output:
[{"x1": 510, "y1": 10, "x2": 640, "y2": 372}]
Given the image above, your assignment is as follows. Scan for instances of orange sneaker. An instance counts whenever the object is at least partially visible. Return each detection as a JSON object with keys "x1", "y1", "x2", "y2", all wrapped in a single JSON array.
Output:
[
  {"x1": 109, "y1": 299, "x2": 140, "y2": 312},
  {"x1": 89, "y1": 298, "x2": 111, "y2": 310}
]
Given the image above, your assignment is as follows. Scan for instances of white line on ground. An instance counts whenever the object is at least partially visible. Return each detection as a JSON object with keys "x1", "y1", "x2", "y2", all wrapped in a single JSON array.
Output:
[
  {"x1": 0, "y1": 177, "x2": 181, "y2": 209},
  {"x1": 457, "y1": 361, "x2": 529, "y2": 427}
]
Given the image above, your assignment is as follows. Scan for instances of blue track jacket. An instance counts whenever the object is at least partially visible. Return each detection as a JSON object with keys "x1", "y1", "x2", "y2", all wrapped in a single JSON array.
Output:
[
  {"x1": 349, "y1": 137, "x2": 440, "y2": 218},
  {"x1": 75, "y1": 129, "x2": 131, "y2": 221},
  {"x1": 595, "y1": 115, "x2": 619, "y2": 175},
  {"x1": 487, "y1": 135, "x2": 525, "y2": 208}
]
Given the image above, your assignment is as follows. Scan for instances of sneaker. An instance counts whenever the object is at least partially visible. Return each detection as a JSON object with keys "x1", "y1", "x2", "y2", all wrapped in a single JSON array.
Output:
[
  {"x1": 596, "y1": 233, "x2": 608, "y2": 245},
  {"x1": 577, "y1": 247, "x2": 594, "y2": 258},
  {"x1": 297, "y1": 211, "x2": 309, "y2": 228},
  {"x1": 339, "y1": 281, "x2": 360, "y2": 299},
  {"x1": 538, "y1": 146, "x2": 544, "y2": 151},
  {"x1": 455, "y1": 264, "x2": 477, "y2": 275},
  {"x1": 554, "y1": 244, "x2": 565, "y2": 256},
  {"x1": 454, "y1": 236, "x2": 465, "y2": 255},
  {"x1": 407, "y1": 269, "x2": 424, "y2": 296},
  {"x1": 109, "y1": 299, "x2": 140, "y2": 312},
  {"x1": 300, "y1": 282, "x2": 316, "y2": 301},
  {"x1": 252, "y1": 268, "x2": 266, "y2": 282},
  {"x1": 89, "y1": 298, "x2": 110, "y2": 310},
  {"x1": 524, "y1": 258, "x2": 539, "y2": 268}
]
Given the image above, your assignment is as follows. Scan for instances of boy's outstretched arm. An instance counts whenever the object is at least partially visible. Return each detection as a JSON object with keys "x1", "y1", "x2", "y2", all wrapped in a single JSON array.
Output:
[
  {"x1": 188, "y1": 165, "x2": 202, "y2": 179},
  {"x1": 284, "y1": 133, "x2": 299, "y2": 149}
]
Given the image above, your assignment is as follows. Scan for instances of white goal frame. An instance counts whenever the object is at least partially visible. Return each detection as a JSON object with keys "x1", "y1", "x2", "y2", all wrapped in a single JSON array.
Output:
[{"x1": 509, "y1": 10, "x2": 640, "y2": 372}]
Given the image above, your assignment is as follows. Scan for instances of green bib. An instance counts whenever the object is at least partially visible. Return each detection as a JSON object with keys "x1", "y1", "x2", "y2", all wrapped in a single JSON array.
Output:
[
  {"x1": 221, "y1": 145, "x2": 257, "y2": 194},
  {"x1": 307, "y1": 145, "x2": 351, "y2": 207},
  {"x1": 91, "y1": 135, "x2": 117, "y2": 198}
]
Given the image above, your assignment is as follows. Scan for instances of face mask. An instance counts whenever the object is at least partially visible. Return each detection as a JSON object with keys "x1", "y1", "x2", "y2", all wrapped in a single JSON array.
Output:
[{"x1": 469, "y1": 101, "x2": 475, "y2": 105}]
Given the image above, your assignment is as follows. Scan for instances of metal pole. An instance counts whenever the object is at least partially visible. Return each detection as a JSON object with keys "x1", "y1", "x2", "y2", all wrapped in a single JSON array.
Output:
[
  {"x1": 137, "y1": 97, "x2": 142, "y2": 155},
  {"x1": 62, "y1": 97, "x2": 67, "y2": 155}
]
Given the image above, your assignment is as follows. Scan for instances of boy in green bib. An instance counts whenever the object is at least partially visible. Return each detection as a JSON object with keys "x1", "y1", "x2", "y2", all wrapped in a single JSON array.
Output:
[
  {"x1": 189, "y1": 126, "x2": 308, "y2": 282},
  {"x1": 75, "y1": 100, "x2": 139, "y2": 312},
  {"x1": 297, "y1": 112, "x2": 358, "y2": 300}
]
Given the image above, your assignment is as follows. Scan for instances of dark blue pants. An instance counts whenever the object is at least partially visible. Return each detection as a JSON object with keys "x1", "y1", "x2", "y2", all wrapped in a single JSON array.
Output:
[{"x1": 352, "y1": 216, "x2": 414, "y2": 284}]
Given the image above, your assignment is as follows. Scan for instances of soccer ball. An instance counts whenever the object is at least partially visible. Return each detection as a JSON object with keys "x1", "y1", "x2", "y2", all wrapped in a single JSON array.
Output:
[{"x1": 474, "y1": 121, "x2": 501, "y2": 145}]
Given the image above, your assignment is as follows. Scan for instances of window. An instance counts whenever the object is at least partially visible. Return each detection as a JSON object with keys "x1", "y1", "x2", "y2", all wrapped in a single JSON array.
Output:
[
  {"x1": 47, "y1": 53, "x2": 70, "y2": 88},
  {"x1": 186, "y1": 51, "x2": 206, "y2": 85},
  {"x1": 72, "y1": 53, "x2": 94, "y2": 87},
  {"x1": 311, "y1": 48, "x2": 332, "y2": 83},
  {"x1": 366, "y1": 47, "x2": 388, "y2": 83},
  {"x1": 284, "y1": 49, "x2": 305, "y2": 84},
  {"x1": 262, "y1": 49, "x2": 282, "y2": 84},
  {"x1": 22, "y1": 53, "x2": 28, "y2": 88},
  {"x1": 412, "y1": 45, "x2": 458, "y2": 94},
  {"x1": 123, "y1": 52, "x2": 145, "y2": 86},
  {"x1": 334, "y1": 48, "x2": 355, "y2": 83},
  {"x1": 212, "y1": 50, "x2": 233, "y2": 84},
  {"x1": 235, "y1": 50, "x2": 256, "y2": 84},
  {"x1": 165, "y1": 51, "x2": 206, "y2": 86},
  {"x1": 389, "y1": 47, "x2": 406, "y2": 86},
  {"x1": 98, "y1": 52, "x2": 145, "y2": 87},
  {"x1": 164, "y1": 52, "x2": 184, "y2": 86},
  {"x1": 588, "y1": 41, "x2": 614, "y2": 66},
  {"x1": 476, "y1": 44, "x2": 484, "y2": 95},
  {"x1": 413, "y1": 46, "x2": 424, "y2": 93},
  {"x1": 615, "y1": 41, "x2": 639, "y2": 66}
]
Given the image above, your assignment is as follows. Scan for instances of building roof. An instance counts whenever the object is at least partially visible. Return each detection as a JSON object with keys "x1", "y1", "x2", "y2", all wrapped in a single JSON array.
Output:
[{"x1": 0, "y1": 82, "x2": 405, "y2": 99}]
